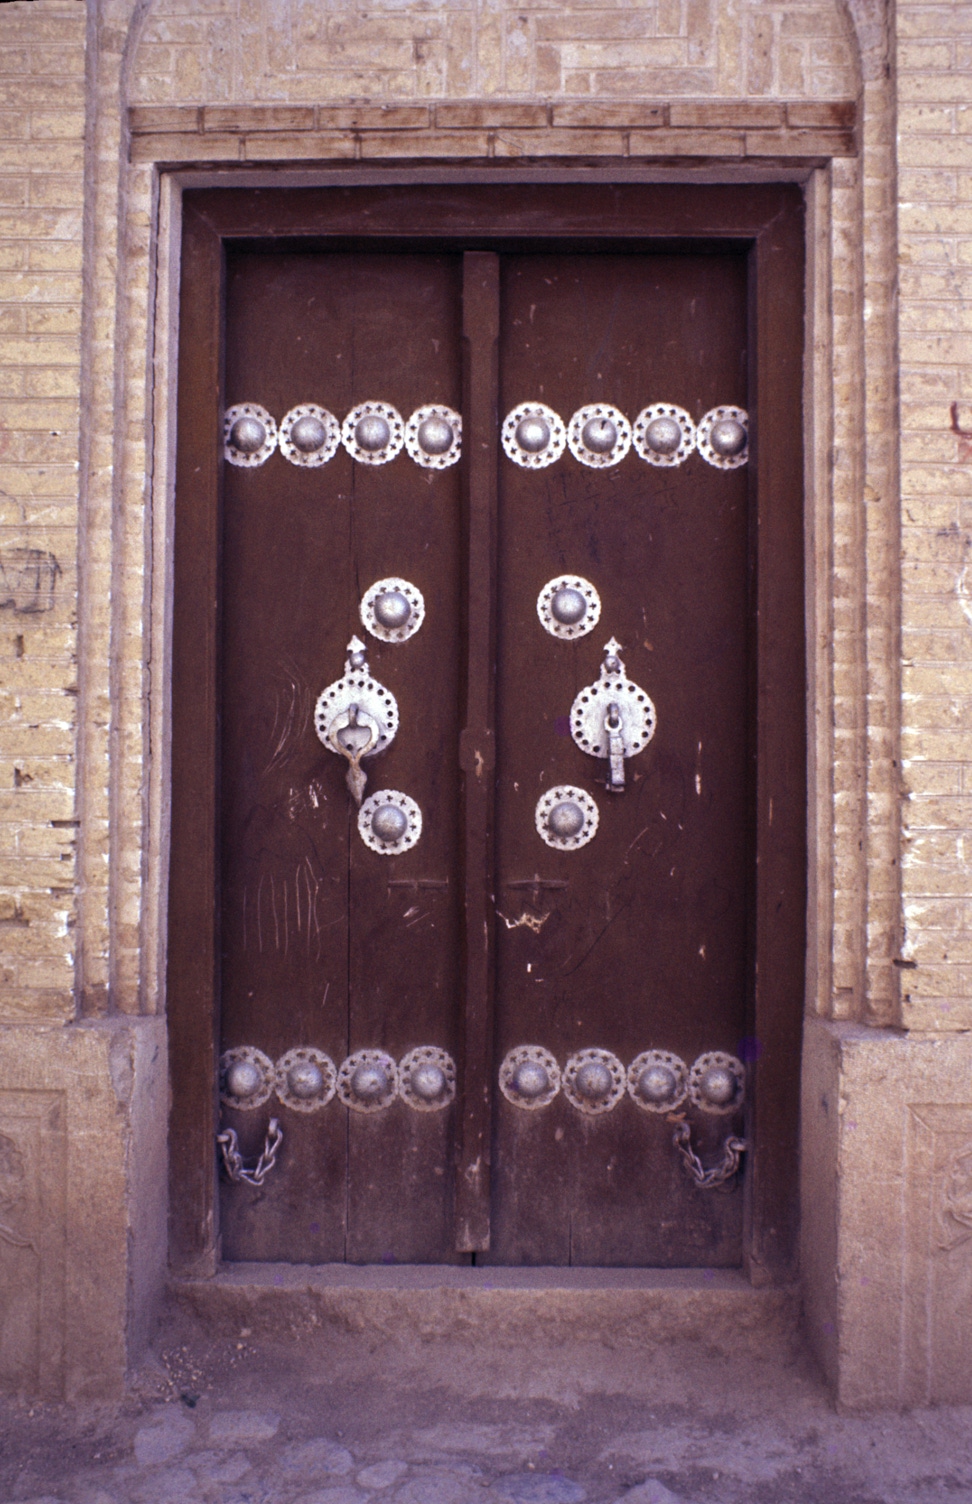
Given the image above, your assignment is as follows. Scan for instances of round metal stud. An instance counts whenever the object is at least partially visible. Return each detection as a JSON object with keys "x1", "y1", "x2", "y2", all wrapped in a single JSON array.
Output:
[
  {"x1": 567, "y1": 404, "x2": 632, "y2": 469},
  {"x1": 535, "y1": 785, "x2": 599, "y2": 851},
  {"x1": 696, "y1": 406, "x2": 749, "y2": 470},
  {"x1": 499, "y1": 1046, "x2": 561, "y2": 1109},
  {"x1": 358, "y1": 790, "x2": 422, "y2": 856},
  {"x1": 502, "y1": 403, "x2": 566, "y2": 470},
  {"x1": 224, "y1": 403, "x2": 278, "y2": 467},
  {"x1": 219, "y1": 1046, "x2": 275, "y2": 1110},
  {"x1": 563, "y1": 1048, "x2": 625, "y2": 1115},
  {"x1": 360, "y1": 577, "x2": 425, "y2": 644},
  {"x1": 688, "y1": 1051, "x2": 745, "y2": 1114},
  {"x1": 405, "y1": 405, "x2": 462, "y2": 469},
  {"x1": 632, "y1": 404, "x2": 696, "y2": 468},
  {"x1": 536, "y1": 575, "x2": 601, "y2": 641},
  {"x1": 626, "y1": 1050, "x2": 689, "y2": 1114},
  {"x1": 338, "y1": 1050, "x2": 399, "y2": 1112},
  {"x1": 398, "y1": 1046, "x2": 457, "y2": 1112},
  {"x1": 279, "y1": 404, "x2": 341, "y2": 468},
  {"x1": 342, "y1": 402, "x2": 405, "y2": 466},
  {"x1": 274, "y1": 1047, "x2": 337, "y2": 1113}
]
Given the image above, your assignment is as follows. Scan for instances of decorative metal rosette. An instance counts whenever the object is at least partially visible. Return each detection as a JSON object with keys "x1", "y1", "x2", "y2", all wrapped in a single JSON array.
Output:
[
  {"x1": 535, "y1": 785, "x2": 599, "y2": 851},
  {"x1": 358, "y1": 790, "x2": 422, "y2": 855},
  {"x1": 314, "y1": 640, "x2": 399, "y2": 756},
  {"x1": 536, "y1": 574, "x2": 601, "y2": 641},
  {"x1": 632, "y1": 403, "x2": 697, "y2": 468},
  {"x1": 360, "y1": 578, "x2": 425, "y2": 644},
  {"x1": 337, "y1": 1049, "x2": 399, "y2": 1112},
  {"x1": 688, "y1": 1051, "x2": 745, "y2": 1114},
  {"x1": 405, "y1": 404, "x2": 462, "y2": 469},
  {"x1": 626, "y1": 1050, "x2": 689, "y2": 1114},
  {"x1": 274, "y1": 1047, "x2": 337, "y2": 1113},
  {"x1": 342, "y1": 401, "x2": 405, "y2": 465},
  {"x1": 499, "y1": 1046, "x2": 561, "y2": 1110},
  {"x1": 398, "y1": 1046, "x2": 456, "y2": 1112},
  {"x1": 567, "y1": 404, "x2": 632, "y2": 469},
  {"x1": 562, "y1": 1048, "x2": 626, "y2": 1115},
  {"x1": 696, "y1": 405, "x2": 749, "y2": 469},
  {"x1": 219, "y1": 1046, "x2": 275, "y2": 1110},
  {"x1": 223, "y1": 403, "x2": 278, "y2": 467},
  {"x1": 278, "y1": 404, "x2": 341, "y2": 467},
  {"x1": 501, "y1": 402, "x2": 567, "y2": 470}
]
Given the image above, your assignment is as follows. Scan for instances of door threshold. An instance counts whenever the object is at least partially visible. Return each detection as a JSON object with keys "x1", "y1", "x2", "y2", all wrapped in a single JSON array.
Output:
[{"x1": 170, "y1": 1264, "x2": 798, "y2": 1352}]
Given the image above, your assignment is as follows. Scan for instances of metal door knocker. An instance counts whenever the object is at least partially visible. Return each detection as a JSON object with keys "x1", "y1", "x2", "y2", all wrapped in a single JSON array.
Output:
[
  {"x1": 570, "y1": 638, "x2": 657, "y2": 793},
  {"x1": 315, "y1": 637, "x2": 399, "y2": 806}
]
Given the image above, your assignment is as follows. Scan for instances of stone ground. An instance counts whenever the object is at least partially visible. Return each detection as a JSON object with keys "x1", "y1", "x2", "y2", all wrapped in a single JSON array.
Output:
[{"x1": 2, "y1": 1301, "x2": 972, "y2": 1504}]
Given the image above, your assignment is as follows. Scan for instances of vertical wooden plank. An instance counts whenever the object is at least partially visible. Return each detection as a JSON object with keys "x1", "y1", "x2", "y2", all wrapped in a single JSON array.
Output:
[
  {"x1": 167, "y1": 198, "x2": 223, "y2": 1275},
  {"x1": 746, "y1": 190, "x2": 807, "y2": 1283},
  {"x1": 454, "y1": 251, "x2": 500, "y2": 1252}
]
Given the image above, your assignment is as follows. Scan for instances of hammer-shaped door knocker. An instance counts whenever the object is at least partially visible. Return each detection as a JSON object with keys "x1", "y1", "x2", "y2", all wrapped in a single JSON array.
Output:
[
  {"x1": 570, "y1": 638, "x2": 656, "y2": 793},
  {"x1": 315, "y1": 636, "x2": 399, "y2": 805}
]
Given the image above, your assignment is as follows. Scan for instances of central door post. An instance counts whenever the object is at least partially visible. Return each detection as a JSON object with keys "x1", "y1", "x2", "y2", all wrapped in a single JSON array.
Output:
[{"x1": 455, "y1": 251, "x2": 500, "y2": 1252}]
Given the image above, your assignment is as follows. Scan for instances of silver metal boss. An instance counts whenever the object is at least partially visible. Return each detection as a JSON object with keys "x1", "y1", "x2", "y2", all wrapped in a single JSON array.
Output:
[
  {"x1": 360, "y1": 578, "x2": 425, "y2": 644},
  {"x1": 398, "y1": 1046, "x2": 456, "y2": 1111},
  {"x1": 626, "y1": 1050, "x2": 689, "y2": 1113},
  {"x1": 567, "y1": 404, "x2": 632, "y2": 468},
  {"x1": 338, "y1": 1050, "x2": 399, "y2": 1112},
  {"x1": 342, "y1": 402, "x2": 405, "y2": 465},
  {"x1": 279, "y1": 404, "x2": 341, "y2": 467},
  {"x1": 220, "y1": 1046, "x2": 275, "y2": 1109},
  {"x1": 274, "y1": 1047, "x2": 337, "y2": 1113},
  {"x1": 224, "y1": 403, "x2": 278, "y2": 467},
  {"x1": 502, "y1": 403, "x2": 567, "y2": 470},
  {"x1": 633, "y1": 404, "x2": 697, "y2": 467},
  {"x1": 562, "y1": 1048, "x2": 626, "y2": 1115},
  {"x1": 499, "y1": 1046, "x2": 561, "y2": 1109},
  {"x1": 405, "y1": 405, "x2": 462, "y2": 469},
  {"x1": 535, "y1": 785, "x2": 599, "y2": 851},
  {"x1": 537, "y1": 575, "x2": 601, "y2": 641},
  {"x1": 688, "y1": 1051, "x2": 745, "y2": 1113},
  {"x1": 696, "y1": 406, "x2": 749, "y2": 469},
  {"x1": 358, "y1": 790, "x2": 422, "y2": 855}
]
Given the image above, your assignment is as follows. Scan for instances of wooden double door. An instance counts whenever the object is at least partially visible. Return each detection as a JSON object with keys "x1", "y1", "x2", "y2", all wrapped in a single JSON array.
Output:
[{"x1": 169, "y1": 186, "x2": 806, "y2": 1276}]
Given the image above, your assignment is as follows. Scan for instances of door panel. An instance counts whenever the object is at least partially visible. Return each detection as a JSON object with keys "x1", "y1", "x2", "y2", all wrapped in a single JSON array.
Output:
[
  {"x1": 169, "y1": 185, "x2": 805, "y2": 1277},
  {"x1": 219, "y1": 250, "x2": 465, "y2": 1263},
  {"x1": 488, "y1": 253, "x2": 749, "y2": 1265}
]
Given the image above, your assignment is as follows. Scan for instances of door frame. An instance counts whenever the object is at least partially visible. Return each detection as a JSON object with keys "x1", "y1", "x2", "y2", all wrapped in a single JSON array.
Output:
[{"x1": 167, "y1": 182, "x2": 806, "y2": 1281}]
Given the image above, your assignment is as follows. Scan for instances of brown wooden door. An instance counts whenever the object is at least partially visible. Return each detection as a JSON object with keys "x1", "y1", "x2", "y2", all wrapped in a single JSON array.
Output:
[{"x1": 169, "y1": 186, "x2": 805, "y2": 1276}]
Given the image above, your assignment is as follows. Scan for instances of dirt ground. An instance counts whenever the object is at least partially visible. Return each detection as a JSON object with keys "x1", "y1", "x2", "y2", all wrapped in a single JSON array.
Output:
[{"x1": 2, "y1": 1299, "x2": 972, "y2": 1504}]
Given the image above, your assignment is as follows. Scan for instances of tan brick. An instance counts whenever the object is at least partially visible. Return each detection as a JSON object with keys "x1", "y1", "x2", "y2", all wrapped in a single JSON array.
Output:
[
  {"x1": 359, "y1": 130, "x2": 490, "y2": 159},
  {"x1": 434, "y1": 103, "x2": 547, "y2": 129},
  {"x1": 128, "y1": 104, "x2": 200, "y2": 134},
  {"x1": 551, "y1": 102, "x2": 666, "y2": 128},
  {"x1": 203, "y1": 104, "x2": 315, "y2": 133},
  {"x1": 629, "y1": 127, "x2": 746, "y2": 156},
  {"x1": 669, "y1": 99, "x2": 783, "y2": 127},
  {"x1": 316, "y1": 106, "x2": 430, "y2": 131},
  {"x1": 242, "y1": 132, "x2": 356, "y2": 162},
  {"x1": 787, "y1": 99, "x2": 857, "y2": 128},
  {"x1": 494, "y1": 127, "x2": 629, "y2": 157},
  {"x1": 129, "y1": 132, "x2": 241, "y2": 164}
]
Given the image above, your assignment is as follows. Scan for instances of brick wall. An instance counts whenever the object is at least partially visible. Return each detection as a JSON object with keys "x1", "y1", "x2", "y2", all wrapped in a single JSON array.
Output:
[
  {"x1": 128, "y1": 0, "x2": 858, "y2": 106},
  {"x1": 897, "y1": 0, "x2": 972, "y2": 1031},
  {"x1": 0, "y1": 0, "x2": 84, "y2": 1024}
]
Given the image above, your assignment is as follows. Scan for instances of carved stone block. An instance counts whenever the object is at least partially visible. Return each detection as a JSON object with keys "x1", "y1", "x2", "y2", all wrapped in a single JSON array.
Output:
[
  {"x1": 0, "y1": 1091, "x2": 65, "y2": 1396},
  {"x1": 905, "y1": 1105, "x2": 972, "y2": 1405}
]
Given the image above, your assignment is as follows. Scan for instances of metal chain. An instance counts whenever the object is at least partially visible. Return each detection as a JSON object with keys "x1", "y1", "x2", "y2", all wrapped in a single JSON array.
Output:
[
  {"x1": 217, "y1": 1118, "x2": 283, "y2": 1187},
  {"x1": 671, "y1": 1118, "x2": 747, "y2": 1189}
]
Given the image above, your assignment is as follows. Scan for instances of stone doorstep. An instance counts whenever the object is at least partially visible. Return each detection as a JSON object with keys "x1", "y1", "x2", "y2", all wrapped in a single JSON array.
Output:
[{"x1": 170, "y1": 1265, "x2": 798, "y2": 1353}]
